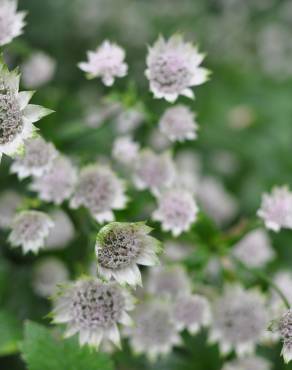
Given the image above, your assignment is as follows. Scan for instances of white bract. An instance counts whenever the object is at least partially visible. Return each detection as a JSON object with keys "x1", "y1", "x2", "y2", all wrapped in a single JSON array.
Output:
[
  {"x1": 0, "y1": 0, "x2": 26, "y2": 47},
  {"x1": 275, "y1": 309, "x2": 292, "y2": 363}
]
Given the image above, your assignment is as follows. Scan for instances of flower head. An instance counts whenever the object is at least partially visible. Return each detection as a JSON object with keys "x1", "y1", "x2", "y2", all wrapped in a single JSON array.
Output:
[
  {"x1": 45, "y1": 209, "x2": 75, "y2": 250},
  {"x1": 163, "y1": 240, "x2": 193, "y2": 262},
  {"x1": 0, "y1": 190, "x2": 22, "y2": 229},
  {"x1": 70, "y1": 164, "x2": 127, "y2": 223},
  {"x1": 95, "y1": 222, "x2": 161, "y2": 286},
  {"x1": 115, "y1": 108, "x2": 144, "y2": 134},
  {"x1": 273, "y1": 309, "x2": 292, "y2": 363},
  {"x1": 222, "y1": 356, "x2": 271, "y2": 370},
  {"x1": 145, "y1": 34, "x2": 209, "y2": 102},
  {"x1": 0, "y1": 0, "x2": 26, "y2": 46},
  {"x1": 112, "y1": 136, "x2": 140, "y2": 165},
  {"x1": 52, "y1": 277, "x2": 134, "y2": 348},
  {"x1": 78, "y1": 40, "x2": 128, "y2": 86},
  {"x1": 257, "y1": 186, "x2": 292, "y2": 232},
  {"x1": 159, "y1": 105, "x2": 198, "y2": 142},
  {"x1": 8, "y1": 210, "x2": 54, "y2": 254},
  {"x1": 10, "y1": 136, "x2": 58, "y2": 179},
  {"x1": 152, "y1": 187, "x2": 198, "y2": 236}
]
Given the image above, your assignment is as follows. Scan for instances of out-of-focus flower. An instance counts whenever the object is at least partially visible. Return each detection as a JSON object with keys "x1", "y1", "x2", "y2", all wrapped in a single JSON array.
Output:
[
  {"x1": 95, "y1": 222, "x2": 161, "y2": 286},
  {"x1": 222, "y1": 356, "x2": 271, "y2": 370},
  {"x1": 124, "y1": 300, "x2": 181, "y2": 360},
  {"x1": 0, "y1": 59, "x2": 53, "y2": 163},
  {"x1": 30, "y1": 155, "x2": 77, "y2": 205},
  {"x1": 32, "y1": 257, "x2": 69, "y2": 298},
  {"x1": 209, "y1": 285, "x2": 268, "y2": 356},
  {"x1": 70, "y1": 164, "x2": 127, "y2": 223},
  {"x1": 45, "y1": 209, "x2": 75, "y2": 250},
  {"x1": 174, "y1": 149, "x2": 201, "y2": 192},
  {"x1": 163, "y1": 240, "x2": 193, "y2": 262},
  {"x1": 152, "y1": 187, "x2": 198, "y2": 236},
  {"x1": 172, "y1": 294, "x2": 211, "y2": 334},
  {"x1": 210, "y1": 150, "x2": 239, "y2": 176},
  {"x1": 8, "y1": 210, "x2": 54, "y2": 254},
  {"x1": 272, "y1": 309, "x2": 292, "y2": 363},
  {"x1": 84, "y1": 100, "x2": 121, "y2": 129},
  {"x1": 112, "y1": 136, "x2": 140, "y2": 165},
  {"x1": 0, "y1": 0, "x2": 26, "y2": 47},
  {"x1": 115, "y1": 108, "x2": 144, "y2": 134},
  {"x1": 145, "y1": 34, "x2": 209, "y2": 102},
  {"x1": 21, "y1": 52, "x2": 56, "y2": 89},
  {"x1": 227, "y1": 105, "x2": 255, "y2": 130},
  {"x1": 10, "y1": 136, "x2": 58, "y2": 179},
  {"x1": 52, "y1": 277, "x2": 135, "y2": 348},
  {"x1": 133, "y1": 150, "x2": 175, "y2": 195},
  {"x1": 147, "y1": 128, "x2": 171, "y2": 152},
  {"x1": 159, "y1": 105, "x2": 198, "y2": 142},
  {"x1": 78, "y1": 41, "x2": 128, "y2": 86},
  {"x1": 0, "y1": 190, "x2": 22, "y2": 229},
  {"x1": 269, "y1": 272, "x2": 292, "y2": 316},
  {"x1": 257, "y1": 186, "x2": 292, "y2": 232},
  {"x1": 232, "y1": 228, "x2": 275, "y2": 268}
]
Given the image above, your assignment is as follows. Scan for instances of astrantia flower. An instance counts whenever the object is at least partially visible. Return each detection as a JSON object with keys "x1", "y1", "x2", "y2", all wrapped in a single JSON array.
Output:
[
  {"x1": 8, "y1": 210, "x2": 54, "y2": 254},
  {"x1": 52, "y1": 278, "x2": 134, "y2": 348},
  {"x1": 84, "y1": 100, "x2": 121, "y2": 128},
  {"x1": 257, "y1": 186, "x2": 292, "y2": 232},
  {"x1": 112, "y1": 136, "x2": 139, "y2": 165},
  {"x1": 70, "y1": 164, "x2": 127, "y2": 223},
  {"x1": 164, "y1": 240, "x2": 193, "y2": 262},
  {"x1": 124, "y1": 300, "x2": 181, "y2": 360},
  {"x1": 45, "y1": 209, "x2": 75, "y2": 250},
  {"x1": 133, "y1": 149, "x2": 175, "y2": 195},
  {"x1": 115, "y1": 108, "x2": 144, "y2": 134},
  {"x1": 209, "y1": 285, "x2": 268, "y2": 356},
  {"x1": 30, "y1": 155, "x2": 77, "y2": 205},
  {"x1": 232, "y1": 228, "x2": 275, "y2": 268},
  {"x1": 33, "y1": 257, "x2": 69, "y2": 298},
  {"x1": 78, "y1": 41, "x2": 128, "y2": 86},
  {"x1": 271, "y1": 272, "x2": 292, "y2": 309},
  {"x1": 172, "y1": 294, "x2": 211, "y2": 334},
  {"x1": 0, "y1": 0, "x2": 26, "y2": 47},
  {"x1": 159, "y1": 105, "x2": 198, "y2": 142},
  {"x1": 222, "y1": 356, "x2": 271, "y2": 370},
  {"x1": 0, "y1": 59, "x2": 53, "y2": 163},
  {"x1": 95, "y1": 222, "x2": 161, "y2": 286},
  {"x1": 10, "y1": 136, "x2": 58, "y2": 179},
  {"x1": 152, "y1": 187, "x2": 198, "y2": 236},
  {"x1": 273, "y1": 309, "x2": 292, "y2": 363},
  {"x1": 0, "y1": 190, "x2": 22, "y2": 229},
  {"x1": 145, "y1": 34, "x2": 209, "y2": 102}
]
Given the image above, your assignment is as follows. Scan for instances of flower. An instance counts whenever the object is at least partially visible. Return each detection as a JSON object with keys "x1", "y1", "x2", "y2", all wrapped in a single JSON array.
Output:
[
  {"x1": 52, "y1": 277, "x2": 135, "y2": 348},
  {"x1": 84, "y1": 100, "x2": 121, "y2": 129},
  {"x1": 133, "y1": 149, "x2": 176, "y2": 195},
  {"x1": 21, "y1": 51, "x2": 56, "y2": 89},
  {"x1": 78, "y1": 40, "x2": 128, "y2": 86},
  {"x1": 8, "y1": 210, "x2": 54, "y2": 254},
  {"x1": 163, "y1": 240, "x2": 193, "y2": 262},
  {"x1": 0, "y1": 58, "x2": 53, "y2": 163},
  {"x1": 32, "y1": 257, "x2": 69, "y2": 298},
  {"x1": 0, "y1": 0, "x2": 26, "y2": 47},
  {"x1": 232, "y1": 228, "x2": 275, "y2": 268},
  {"x1": 257, "y1": 186, "x2": 292, "y2": 232},
  {"x1": 152, "y1": 187, "x2": 198, "y2": 236},
  {"x1": 209, "y1": 285, "x2": 268, "y2": 356},
  {"x1": 172, "y1": 294, "x2": 211, "y2": 334},
  {"x1": 45, "y1": 209, "x2": 75, "y2": 250},
  {"x1": 10, "y1": 136, "x2": 58, "y2": 179},
  {"x1": 124, "y1": 300, "x2": 181, "y2": 360},
  {"x1": 222, "y1": 356, "x2": 271, "y2": 370},
  {"x1": 115, "y1": 108, "x2": 144, "y2": 134},
  {"x1": 70, "y1": 164, "x2": 127, "y2": 223},
  {"x1": 112, "y1": 136, "x2": 140, "y2": 165},
  {"x1": 0, "y1": 190, "x2": 22, "y2": 229},
  {"x1": 159, "y1": 105, "x2": 198, "y2": 142},
  {"x1": 30, "y1": 155, "x2": 77, "y2": 205},
  {"x1": 95, "y1": 222, "x2": 161, "y2": 286},
  {"x1": 273, "y1": 309, "x2": 292, "y2": 363},
  {"x1": 145, "y1": 34, "x2": 209, "y2": 102}
]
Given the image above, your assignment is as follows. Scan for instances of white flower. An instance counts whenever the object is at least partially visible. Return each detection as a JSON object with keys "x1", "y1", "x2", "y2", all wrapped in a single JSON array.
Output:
[
  {"x1": 52, "y1": 277, "x2": 135, "y2": 348},
  {"x1": 274, "y1": 309, "x2": 292, "y2": 363},
  {"x1": 45, "y1": 209, "x2": 75, "y2": 250},
  {"x1": 163, "y1": 240, "x2": 193, "y2": 262},
  {"x1": 174, "y1": 149, "x2": 201, "y2": 192},
  {"x1": 0, "y1": 190, "x2": 22, "y2": 229},
  {"x1": 95, "y1": 222, "x2": 161, "y2": 287},
  {"x1": 21, "y1": 51, "x2": 56, "y2": 89},
  {"x1": 133, "y1": 149, "x2": 176, "y2": 195},
  {"x1": 30, "y1": 155, "x2": 77, "y2": 205},
  {"x1": 145, "y1": 34, "x2": 209, "y2": 102},
  {"x1": 222, "y1": 356, "x2": 271, "y2": 370},
  {"x1": 0, "y1": 58, "x2": 53, "y2": 164},
  {"x1": 257, "y1": 186, "x2": 292, "y2": 232},
  {"x1": 112, "y1": 136, "x2": 140, "y2": 165},
  {"x1": 159, "y1": 105, "x2": 198, "y2": 142},
  {"x1": 10, "y1": 136, "x2": 58, "y2": 179},
  {"x1": 70, "y1": 164, "x2": 127, "y2": 223},
  {"x1": 0, "y1": 0, "x2": 26, "y2": 47},
  {"x1": 32, "y1": 257, "x2": 69, "y2": 298},
  {"x1": 78, "y1": 40, "x2": 128, "y2": 86},
  {"x1": 152, "y1": 187, "x2": 198, "y2": 236},
  {"x1": 232, "y1": 228, "x2": 275, "y2": 268},
  {"x1": 115, "y1": 108, "x2": 144, "y2": 134},
  {"x1": 84, "y1": 100, "x2": 121, "y2": 128},
  {"x1": 147, "y1": 128, "x2": 171, "y2": 151},
  {"x1": 8, "y1": 210, "x2": 54, "y2": 254},
  {"x1": 124, "y1": 300, "x2": 181, "y2": 360},
  {"x1": 209, "y1": 285, "x2": 268, "y2": 356},
  {"x1": 172, "y1": 294, "x2": 211, "y2": 334}
]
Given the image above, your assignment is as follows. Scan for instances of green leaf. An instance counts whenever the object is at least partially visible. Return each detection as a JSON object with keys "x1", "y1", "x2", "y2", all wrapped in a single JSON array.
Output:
[
  {"x1": 22, "y1": 321, "x2": 114, "y2": 370},
  {"x1": 0, "y1": 309, "x2": 22, "y2": 356}
]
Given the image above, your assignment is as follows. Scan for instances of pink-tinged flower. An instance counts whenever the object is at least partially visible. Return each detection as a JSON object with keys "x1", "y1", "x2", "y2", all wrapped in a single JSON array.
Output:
[
  {"x1": 112, "y1": 136, "x2": 140, "y2": 165},
  {"x1": 0, "y1": 0, "x2": 26, "y2": 47},
  {"x1": 257, "y1": 186, "x2": 292, "y2": 232},
  {"x1": 273, "y1": 309, "x2": 292, "y2": 363},
  {"x1": 145, "y1": 35, "x2": 209, "y2": 102},
  {"x1": 78, "y1": 40, "x2": 128, "y2": 86}
]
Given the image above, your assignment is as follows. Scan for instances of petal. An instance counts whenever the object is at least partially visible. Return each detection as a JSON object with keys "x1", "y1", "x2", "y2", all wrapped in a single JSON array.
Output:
[
  {"x1": 22, "y1": 104, "x2": 54, "y2": 123},
  {"x1": 17, "y1": 91, "x2": 35, "y2": 110}
]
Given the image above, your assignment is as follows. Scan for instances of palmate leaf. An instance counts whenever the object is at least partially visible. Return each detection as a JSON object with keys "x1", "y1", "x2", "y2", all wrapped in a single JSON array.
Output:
[
  {"x1": 0, "y1": 309, "x2": 22, "y2": 356},
  {"x1": 21, "y1": 321, "x2": 114, "y2": 370}
]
